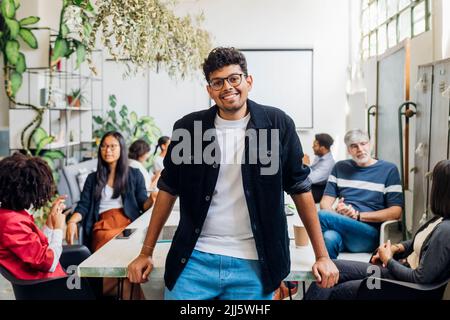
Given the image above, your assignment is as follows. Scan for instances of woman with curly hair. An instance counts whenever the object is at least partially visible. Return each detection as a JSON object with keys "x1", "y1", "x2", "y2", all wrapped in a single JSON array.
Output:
[{"x1": 0, "y1": 152, "x2": 68, "y2": 280}]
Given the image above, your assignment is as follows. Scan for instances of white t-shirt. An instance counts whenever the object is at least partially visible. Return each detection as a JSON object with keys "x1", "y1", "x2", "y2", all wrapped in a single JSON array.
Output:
[
  {"x1": 129, "y1": 159, "x2": 152, "y2": 193},
  {"x1": 98, "y1": 185, "x2": 123, "y2": 214},
  {"x1": 194, "y1": 112, "x2": 258, "y2": 260},
  {"x1": 153, "y1": 155, "x2": 164, "y2": 174}
]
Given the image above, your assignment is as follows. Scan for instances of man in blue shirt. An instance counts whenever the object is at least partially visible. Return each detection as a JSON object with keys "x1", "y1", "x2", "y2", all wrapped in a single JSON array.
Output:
[
  {"x1": 303, "y1": 133, "x2": 335, "y2": 202},
  {"x1": 319, "y1": 129, "x2": 403, "y2": 259}
]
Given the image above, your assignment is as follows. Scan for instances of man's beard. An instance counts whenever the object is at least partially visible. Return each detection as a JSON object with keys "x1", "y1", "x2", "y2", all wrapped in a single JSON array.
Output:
[{"x1": 352, "y1": 154, "x2": 370, "y2": 165}]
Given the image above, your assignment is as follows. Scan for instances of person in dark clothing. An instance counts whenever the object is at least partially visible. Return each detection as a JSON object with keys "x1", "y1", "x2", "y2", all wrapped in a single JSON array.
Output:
[
  {"x1": 128, "y1": 47, "x2": 338, "y2": 300},
  {"x1": 305, "y1": 159, "x2": 450, "y2": 300}
]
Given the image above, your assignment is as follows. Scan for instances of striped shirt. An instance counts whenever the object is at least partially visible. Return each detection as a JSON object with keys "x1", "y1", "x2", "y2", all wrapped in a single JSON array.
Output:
[{"x1": 324, "y1": 159, "x2": 404, "y2": 215}]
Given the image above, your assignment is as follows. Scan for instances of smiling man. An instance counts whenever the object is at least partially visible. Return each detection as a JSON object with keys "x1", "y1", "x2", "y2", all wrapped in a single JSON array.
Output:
[
  {"x1": 318, "y1": 129, "x2": 404, "y2": 259},
  {"x1": 128, "y1": 47, "x2": 339, "y2": 300}
]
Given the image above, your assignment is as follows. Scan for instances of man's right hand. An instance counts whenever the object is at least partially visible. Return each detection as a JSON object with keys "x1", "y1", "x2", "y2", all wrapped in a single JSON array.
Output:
[{"x1": 128, "y1": 255, "x2": 154, "y2": 283}]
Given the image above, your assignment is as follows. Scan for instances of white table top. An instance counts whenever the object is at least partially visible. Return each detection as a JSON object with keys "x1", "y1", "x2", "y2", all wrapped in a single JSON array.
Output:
[{"x1": 78, "y1": 210, "x2": 315, "y2": 281}]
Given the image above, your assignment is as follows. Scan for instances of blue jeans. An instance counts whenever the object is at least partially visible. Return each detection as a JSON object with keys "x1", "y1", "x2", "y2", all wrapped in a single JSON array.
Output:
[
  {"x1": 164, "y1": 250, "x2": 274, "y2": 300},
  {"x1": 318, "y1": 210, "x2": 379, "y2": 259}
]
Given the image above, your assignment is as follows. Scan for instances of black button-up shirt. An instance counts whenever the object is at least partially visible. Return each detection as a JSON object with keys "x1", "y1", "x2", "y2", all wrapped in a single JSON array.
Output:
[{"x1": 158, "y1": 99, "x2": 311, "y2": 293}]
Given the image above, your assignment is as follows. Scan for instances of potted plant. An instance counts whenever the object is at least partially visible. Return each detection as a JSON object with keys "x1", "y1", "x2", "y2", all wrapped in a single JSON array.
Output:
[{"x1": 66, "y1": 88, "x2": 85, "y2": 107}]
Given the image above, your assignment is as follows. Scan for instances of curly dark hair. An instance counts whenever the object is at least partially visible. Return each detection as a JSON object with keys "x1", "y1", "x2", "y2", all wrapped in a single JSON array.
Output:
[
  {"x1": 202, "y1": 47, "x2": 248, "y2": 82},
  {"x1": 129, "y1": 139, "x2": 150, "y2": 160},
  {"x1": 0, "y1": 152, "x2": 55, "y2": 211}
]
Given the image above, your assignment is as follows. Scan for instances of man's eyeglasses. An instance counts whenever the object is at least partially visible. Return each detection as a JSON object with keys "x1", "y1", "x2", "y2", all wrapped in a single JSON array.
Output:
[
  {"x1": 208, "y1": 73, "x2": 245, "y2": 91},
  {"x1": 100, "y1": 144, "x2": 120, "y2": 151}
]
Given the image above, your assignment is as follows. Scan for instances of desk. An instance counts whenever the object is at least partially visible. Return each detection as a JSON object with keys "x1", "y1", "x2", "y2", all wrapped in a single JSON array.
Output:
[
  {"x1": 78, "y1": 209, "x2": 178, "y2": 279},
  {"x1": 78, "y1": 210, "x2": 315, "y2": 298}
]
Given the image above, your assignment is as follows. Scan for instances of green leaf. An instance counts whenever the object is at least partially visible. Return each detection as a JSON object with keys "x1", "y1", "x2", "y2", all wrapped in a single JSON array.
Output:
[
  {"x1": 134, "y1": 127, "x2": 143, "y2": 140},
  {"x1": 140, "y1": 116, "x2": 153, "y2": 123},
  {"x1": 109, "y1": 95, "x2": 117, "y2": 108},
  {"x1": 107, "y1": 110, "x2": 117, "y2": 122},
  {"x1": 75, "y1": 43, "x2": 86, "y2": 69},
  {"x1": 1, "y1": 0, "x2": 15, "y2": 19},
  {"x1": 9, "y1": 71, "x2": 22, "y2": 97},
  {"x1": 73, "y1": 0, "x2": 83, "y2": 5},
  {"x1": 5, "y1": 40, "x2": 20, "y2": 65},
  {"x1": 15, "y1": 53, "x2": 26, "y2": 73},
  {"x1": 51, "y1": 38, "x2": 68, "y2": 63},
  {"x1": 5, "y1": 18, "x2": 20, "y2": 39},
  {"x1": 36, "y1": 136, "x2": 55, "y2": 155},
  {"x1": 106, "y1": 122, "x2": 116, "y2": 132},
  {"x1": 83, "y1": 22, "x2": 93, "y2": 38},
  {"x1": 119, "y1": 105, "x2": 128, "y2": 119},
  {"x1": 14, "y1": 0, "x2": 20, "y2": 9},
  {"x1": 86, "y1": 1, "x2": 95, "y2": 12},
  {"x1": 41, "y1": 150, "x2": 65, "y2": 160},
  {"x1": 61, "y1": 24, "x2": 69, "y2": 38},
  {"x1": 19, "y1": 28, "x2": 38, "y2": 49},
  {"x1": 41, "y1": 156, "x2": 55, "y2": 171},
  {"x1": 130, "y1": 111, "x2": 138, "y2": 126},
  {"x1": 32, "y1": 127, "x2": 48, "y2": 147},
  {"x1": 19, "y1": 16, "x2": 40, "y2": 26},
  {"x1": 93, "y1": 115, "x2": 104, "y2": 125}
]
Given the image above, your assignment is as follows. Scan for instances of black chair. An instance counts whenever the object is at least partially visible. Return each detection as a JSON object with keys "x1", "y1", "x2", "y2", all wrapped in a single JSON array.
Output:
[
  {"x1": 0, "y1": 245, "x2": 96, "y2": 300},
  {"x1": 356, "y1": 276, "x2": 449, "y2": 300}
]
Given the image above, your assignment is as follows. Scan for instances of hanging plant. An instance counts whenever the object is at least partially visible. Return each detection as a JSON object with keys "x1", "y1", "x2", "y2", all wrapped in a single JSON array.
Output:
[
  {"x1": 0, "y1": 0, "x2": 40, "y2": 98},
  {"x1": 90, "y1": 0, "x2": 212, "y2": 78},
  {"x1": 51, "y1": 0, "x2": 97, "y2": 72}
]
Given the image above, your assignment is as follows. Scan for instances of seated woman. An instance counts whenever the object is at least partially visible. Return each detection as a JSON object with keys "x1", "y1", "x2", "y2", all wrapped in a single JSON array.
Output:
[
  {"x1": 128, "y1": 139, "x2": 158, "y2": 201},
  {"x1": 65, "y1": 131, "x2": 155, "y2": 251},
  {"x1": 0, "y1": 153, "x2": 72, "y2": 280},
  {"x1": 65, "y1": 131, "x2": 155, "y2": 299},
  {"x1": 305, "y1": 159, "x2": 450, "y2": 300}
]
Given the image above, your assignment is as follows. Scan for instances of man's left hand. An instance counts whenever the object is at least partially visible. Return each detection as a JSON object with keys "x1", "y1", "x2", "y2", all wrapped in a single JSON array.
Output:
[
  {"x1": 303, "y1": 154, "x2": 311, "y2": 165},
  {"x1": 312, "y1": 256, "x2": 339, "y2": 288}
]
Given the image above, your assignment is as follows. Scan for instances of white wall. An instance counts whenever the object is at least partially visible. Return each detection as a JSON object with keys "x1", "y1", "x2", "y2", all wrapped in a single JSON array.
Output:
[
  {"x1": 3, "y1": 0, "x2": 351, "y2": 161},
  {"x1": 151, "y1": 0, "x2": 351, "y2": 160}
]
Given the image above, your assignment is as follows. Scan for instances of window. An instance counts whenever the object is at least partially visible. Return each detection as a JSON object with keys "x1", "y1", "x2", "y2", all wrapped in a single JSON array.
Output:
[{"x1": 360, "y1": 0, "x2": 432, "y2": 60}]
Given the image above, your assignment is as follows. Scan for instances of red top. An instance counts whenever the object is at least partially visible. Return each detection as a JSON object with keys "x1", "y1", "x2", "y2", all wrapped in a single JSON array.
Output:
[{"x1": 0, "y1": 208, "x2": 66, "y2": 280}]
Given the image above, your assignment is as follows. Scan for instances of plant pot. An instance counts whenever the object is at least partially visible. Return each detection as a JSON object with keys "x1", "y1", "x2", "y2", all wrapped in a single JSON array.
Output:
[{"x1": 67, "y1": 96, "x2": 81, "y2": 107}]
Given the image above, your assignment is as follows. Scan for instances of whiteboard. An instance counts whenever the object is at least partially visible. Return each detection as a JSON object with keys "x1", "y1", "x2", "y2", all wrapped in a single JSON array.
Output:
[{"x1": 242, "y1": 49, "x2": 314, "y2": 129}]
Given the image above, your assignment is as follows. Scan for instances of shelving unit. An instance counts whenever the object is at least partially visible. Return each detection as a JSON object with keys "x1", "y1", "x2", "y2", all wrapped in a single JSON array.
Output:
[{"x1": 8, "y1": 36, "x2": 103, "y2": 165}]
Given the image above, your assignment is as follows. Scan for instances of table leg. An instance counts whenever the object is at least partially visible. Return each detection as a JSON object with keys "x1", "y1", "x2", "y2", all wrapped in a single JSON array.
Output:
[
  {"x1": 129, "y1": 283, "x2": 134, "y2": 300},
  {"x1": 117, "y1": 278, "x2": 124, "y2": 300}
]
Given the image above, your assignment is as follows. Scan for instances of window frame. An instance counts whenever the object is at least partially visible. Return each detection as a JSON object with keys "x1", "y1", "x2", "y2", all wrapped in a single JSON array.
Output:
[{"x1": 360, "y1": 0, "x2": 431, "y2": 60}]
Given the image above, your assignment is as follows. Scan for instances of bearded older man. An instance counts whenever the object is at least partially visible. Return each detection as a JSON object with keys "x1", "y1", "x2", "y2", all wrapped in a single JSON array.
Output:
[{"x1": 318, "y1": 129, "x2": 403, "y2": 259}]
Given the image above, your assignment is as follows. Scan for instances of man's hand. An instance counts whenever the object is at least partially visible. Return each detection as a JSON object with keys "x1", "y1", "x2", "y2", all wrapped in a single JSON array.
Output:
[
  {"x1": 128, "y1": 254, "x2": 154, "y2": 283},
  {"x1": 303, "y1": 154, "x2": 311, "y2": 166},
  {"x1": 335, "y1": 198, "x2": 358, "y2": 219},
  {"x1": 312, "y1": 256, "x2": 339, "y2": 288}
]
